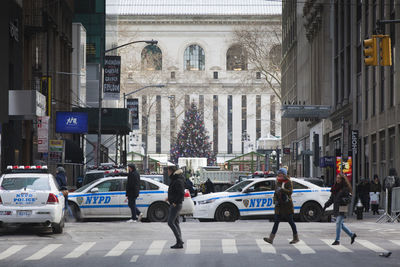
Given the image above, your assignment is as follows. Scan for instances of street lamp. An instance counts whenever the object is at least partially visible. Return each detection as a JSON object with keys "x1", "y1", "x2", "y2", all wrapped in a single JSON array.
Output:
[{"x1": 97, "y1": 40, "x2": 158, "y2": 166}]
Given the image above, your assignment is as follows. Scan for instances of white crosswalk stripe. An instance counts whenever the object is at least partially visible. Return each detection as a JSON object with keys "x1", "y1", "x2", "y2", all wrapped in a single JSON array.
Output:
[
  {"x1": 390, "y1": 240, "x2": 400, "y2": 247},
  {"x1": 255, "y1": 239, "x2": 276, "y2": 254},
  {"x1": 105, "y1": 241, "x2": 133, "y2": 257},
  {"x1": 145, "y1": 240, "x2": 167, "y2": 255},
  {"x1": 321, "y1": 239, "x2": 353, "y2": 253},
  {"x1": 356, "y1": 239, "x2": 388, "y2": 253},
  {"x1": 185, "y1": 239, "x2": 201, "y2": 254},
  {"x1": 289, "y1": 240, "x2": 316, "y2": 254},
  {"x1": 25, "y1": 244, "x2": 62, "y2": 261},
  {"x1": 282, "y1": 253, "x2": 293, "y2": 261},
  {"x1": 0, "y1": 245, "x2": 26, "y2": 260},
  {"x1": 63, "y1": 242, "x2": 96, "y2": 259},
  {"x1": 222, "y1": 239, "x2": 238, "y2": 254},
  {"x1": 130, "y1": 255, "x2": 139, "y2": 262}
]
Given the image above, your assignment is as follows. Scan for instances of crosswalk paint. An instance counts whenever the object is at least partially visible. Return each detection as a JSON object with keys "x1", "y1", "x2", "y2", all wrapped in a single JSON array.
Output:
[
  {"x1": 105, "y1": 241, "x2": 133, "y2": 257},
  {"x1": 255, "y1": 239, "x2": 276, "y2": 254},
  {"x1": 130, "y1": 255, "x2": 139, "y2": 262},
  {"x1": 356, "y1": 239, "x2": 388, "y2": 253},
  {"x1": 290, "y1": 240, "x2": 316, "y2": 254},
  {"x1": 222, "y1": 239, "x2": 238, "y2": 254},
  {"x1": 25, "y1": 244, "x2": 62, "y2": 261},
  {"x1": 63, "y1": 242, "x2": 96, "y2": 259},
  {"x1": 321, "y1": 239, "x2": 353, "y2": 253},
  {"x1": 185, "y1": 239, "x2": 201, "y2": 254},
  {"x1": 145, "y1": 240, "x2": 167, "y2": 255},
  {"x1": 390, "y1": 240, "x2": 400, "y2": 247},
  {"x1": 0, "y1": 245, "x2": 26, "y2": 260},
  {"x1": 282, "y1": 253, "x2": 293, "y2": 261}
]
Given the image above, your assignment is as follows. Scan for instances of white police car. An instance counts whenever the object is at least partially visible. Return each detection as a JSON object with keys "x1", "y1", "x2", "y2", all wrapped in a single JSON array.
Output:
[
  {"x1": 0, "y1": 166, "x2": 65, "y2": 233},
  {"x1": 68, "y1": 175, "x2": 194, "y2": 222},
  {"x1": 193, "y1": 177, "x2": 333, "y2": 222}
]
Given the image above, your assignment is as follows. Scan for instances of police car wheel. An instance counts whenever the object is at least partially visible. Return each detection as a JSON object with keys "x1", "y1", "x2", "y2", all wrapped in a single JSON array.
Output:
[
  {"x1": 52, "y1": 217, "x2": 64, "y2": 234},
  {"x1": 70, "y1": 202, "x2": 82, "y2": 221},
  {"x1": 215, "y1": 203, "x2": 239, "y2": 222},
  {"x1": 148, "y1": 202, "x2": 169, "y2": 222},
  {"x1": 300, "y1": 202, "x2": 322, "y2": 222}
]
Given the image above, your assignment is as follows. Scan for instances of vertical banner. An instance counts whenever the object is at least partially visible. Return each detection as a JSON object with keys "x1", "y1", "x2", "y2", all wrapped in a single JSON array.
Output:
[
  {"x1": 41, "y1": 77, "x2": 52, "y2": 116},
  {"x1": 37, "y1": 116, "x2": 49, "y2": 153},
  {"x1": 103, "y1": 55, "x2": 121, "y2": 100},
  {"x1": 127, "y1": 98, "x2": 139, "y2": 130},
  {"x1": 336, "y1": 156, "x2": 353, "y2": 183}
]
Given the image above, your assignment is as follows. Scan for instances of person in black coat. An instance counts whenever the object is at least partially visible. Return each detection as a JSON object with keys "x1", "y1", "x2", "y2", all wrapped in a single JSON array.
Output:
[
  {"x1": 166, "y1": 165, "x2": 185, "y2": 249},
  {"x1": 126, "y1": 164, "x2": 141, "y2": 222},
  {"x1": 205, "y1": 178, "x2": 215, "y2": 194}
]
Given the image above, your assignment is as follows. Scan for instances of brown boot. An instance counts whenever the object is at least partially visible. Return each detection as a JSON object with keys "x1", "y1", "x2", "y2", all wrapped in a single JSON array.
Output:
[
  {"x1": 289, "y1": 234, "x2": 299, "y2": 244},
  {"x1": 263, "y1": 233, "x2": 275, "y2": 244}
]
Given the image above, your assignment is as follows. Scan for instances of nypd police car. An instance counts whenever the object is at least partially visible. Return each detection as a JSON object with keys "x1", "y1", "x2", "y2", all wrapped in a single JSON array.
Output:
[
  {"x1": 193, "y1": 177, "x2": 332, "y2": 222},
  {"x1": 0, "y1": 166, "x2": 65, "y2": 234},
  {"x1": 68, "y1": 175, "x2": 194, "y2": 222}
]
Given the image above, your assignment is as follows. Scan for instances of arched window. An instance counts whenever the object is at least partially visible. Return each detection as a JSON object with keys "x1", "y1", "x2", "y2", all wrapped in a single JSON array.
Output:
[
  {"x1": 226, "y1": 45, "x2": 247, "y2": 71},
  {"x1": 141, "y1": 45, "x2": 162, "y2": 70},
  {"x1": 184, "y1": 45, "x2": 205, "y2": 71}
]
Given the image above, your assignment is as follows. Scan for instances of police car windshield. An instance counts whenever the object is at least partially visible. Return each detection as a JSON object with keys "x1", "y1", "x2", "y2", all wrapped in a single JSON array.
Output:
[
  {"x1": 226, "y1": 180, "x2": 253, "y2": 192},
  {"x1": 75, "y1": 179, "x2": 100, "y2": 192},
  {"x1": 1, "y1": 177, "x2": 50, "y2": 191},
  {"x1": 83, "y1": 172, "x2": 106, "y2": 185}
]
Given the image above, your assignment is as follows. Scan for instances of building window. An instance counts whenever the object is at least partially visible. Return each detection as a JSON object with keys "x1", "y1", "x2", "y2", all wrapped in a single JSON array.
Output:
[
  {"x1": 227, "y1": 95, "x2": 233, "y2": 154},
  {"x1": 199, "y1": 95, "x2": 204, "y2": 116},
  {"x1": 184, "y1": 44, "x2": 205, "y2": 71},
  {"x1": 388, "y1": 127, "x2": 395, "y2": 169},
  {"x1": 256, "y1": 72, "x2": 261, "y2": 79},
  {"x1": 372, "y1": 134, "x2": 377, "y2": 175},
  {"x1": 156, "y1": 95, "x2": 161, "y2": 153},
  {"x1": 241, "y1": 95, "x2": 247, "y2": 154},
  {"x1": 270, "y1": 95, "x2": 276, "y2": 136},
  {"x1": 141, "y1": 45, "x2": 162, "y2": 70},
  {"x1": 171, "y1": 71, "x2": 175, "y2": 79},
  {"x1": 170, "y1": 95, "x2": 176, "y2": 149},
  {"x1": 364, "y1": 136, "x2": 369, "y2": 179},
  {"x1": 213, "y1": 71, "x2": 218, "y2": 79},
  {"x1": 213, "y1": 95, "x2": 218, "y2": 153},
  {"x1": 226, "y1": 45, "x2": 247, "y2": 71},
  {"x1": 141, "y1": 96, "x2": 147, "y2": 146},
  {"x1": 256, "y1": 95, "x2": 261, "y2": 140}
]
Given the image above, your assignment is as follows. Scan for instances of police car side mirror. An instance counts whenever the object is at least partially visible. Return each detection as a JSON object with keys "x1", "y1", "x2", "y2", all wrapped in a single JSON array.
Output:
[{"x1": 90, "y1": 187, "x2": 99, "y2": 193}]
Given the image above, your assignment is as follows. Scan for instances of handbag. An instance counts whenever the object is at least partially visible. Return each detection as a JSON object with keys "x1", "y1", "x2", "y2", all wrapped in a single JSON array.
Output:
[
  {"x1": 340, "y1": 193, "x2": 352, "y2": 205},
  {"x1": 62, "y1": 190, "x2": 69, "y2": 197},
  {"x1": 339, "y1": 205, "x2": 348, "y2": 213}
]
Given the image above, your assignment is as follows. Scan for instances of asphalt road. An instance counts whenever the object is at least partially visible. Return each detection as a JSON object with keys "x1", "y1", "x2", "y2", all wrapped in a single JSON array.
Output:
[{"x1": 0, "y1": 217, "x2": 399, "y2": 267}]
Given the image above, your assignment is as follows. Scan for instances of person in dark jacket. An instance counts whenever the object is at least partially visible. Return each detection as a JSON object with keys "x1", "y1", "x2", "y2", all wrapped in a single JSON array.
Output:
[
  {"x1": 370, "y1": 174, "x2": 382, "y2": 215},
  {"x1": 383, "y1": 168, "x2": 400, "y2": 216},
  {"x1": 264, "y1": 168, "x2": 299, "y2": 245},
  {"x1": 205, "y1": 178, "x2": 215, "y2": 194},
  {"x1": 166, "y1": 165, "x2": 185, "y2": 249},
  {"x1": 56, "y1": 166, "x2": 72, "y2": 217},
  {"x1": 126, "y1": 164, "x2": 141, "y2": 222},
  {"x1": 323, "y1": 173, "x2": 357, "y2": 245},
  {"x1": 357, "y1": 178, "x2": 371, "y2": 212}
]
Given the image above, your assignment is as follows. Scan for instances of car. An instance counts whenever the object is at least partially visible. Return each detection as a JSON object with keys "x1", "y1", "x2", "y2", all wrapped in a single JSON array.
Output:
[
  {"x1": 296, "y1": 177, "x2": 326, "y2": 187},
  {"x1": 68, "y1": 175, "x2": 194, "y2": 222},
  {"x1": 0, "y1": 166, "x2": 65, "y2": 234},
  {"x1": 193, "y1": 177, "x2": 333, "y2": 222},
  {"x1": 81, "y1": 168, "x2": 126, "y2": 187}
]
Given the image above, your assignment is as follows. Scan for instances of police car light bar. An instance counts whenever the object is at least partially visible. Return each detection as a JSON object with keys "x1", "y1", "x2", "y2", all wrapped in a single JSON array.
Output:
[{"x1": 6, "y1": 165, "x2": 48, "y2": 170}]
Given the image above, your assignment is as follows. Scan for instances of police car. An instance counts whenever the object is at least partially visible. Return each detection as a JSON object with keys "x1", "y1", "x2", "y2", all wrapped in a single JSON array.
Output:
[
  {"x1": 68, "y1": 175, "x2": 194, "y2": 222},
  {"x1": 193, "y1": 177, "x2": 333, "y2": 222},
  {"x1": 0, "y1": 166, "x2": 65, "y2": 233}
]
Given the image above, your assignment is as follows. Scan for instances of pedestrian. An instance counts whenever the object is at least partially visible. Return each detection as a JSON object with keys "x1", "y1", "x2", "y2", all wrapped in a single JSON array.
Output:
[
  {"x1": 323, "y1": 173, "x2": 357, "y2": 245},
  {"x1": 370, "y1": 174, "x2": 381, "y2": 215},
  {"x1": 126, "y1": 164, "x2": 142, "y2": 222},
  {"x1": 205, "y1": 178, "x2": 215, "y2": 194},
  {"x1": 263, "y1": 167, "x2": 299, "y2": 245},
  {"x1": 383, "y1": 168, "x2": 400, "y2": 216},
  {"x1": 166, "y1": 165, "x2": 185, "y2": 249},
  {"x1": 55, "y1": 166, "x2": 73, "y2": 218},
  {"x1": 357, "y1": 178, "x2": 370, "y2": 212}
]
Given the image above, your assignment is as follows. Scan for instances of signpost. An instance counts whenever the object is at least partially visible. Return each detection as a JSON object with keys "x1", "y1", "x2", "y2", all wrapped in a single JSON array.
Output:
[{"x1": 103, "y1": 55, "x2": 121, "y2": 100}]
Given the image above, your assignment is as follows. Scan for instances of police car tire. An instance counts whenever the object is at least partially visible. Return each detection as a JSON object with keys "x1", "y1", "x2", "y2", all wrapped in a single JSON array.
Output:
[
  {"x1": 52, "y1": 217, "x2": 64, "y2": 234},
  {"x1": 215, "y1": 203, "x2": 239, "y2": 222},
  {"x1": 70, "y1": 202, "x2": 82, "y2": 221},
  {"x1": 148, "y1": 202, "x2": 169, "y2": 222},
  {"x1": 300, "y1": 201, "x2": 323, "y2": 222}
]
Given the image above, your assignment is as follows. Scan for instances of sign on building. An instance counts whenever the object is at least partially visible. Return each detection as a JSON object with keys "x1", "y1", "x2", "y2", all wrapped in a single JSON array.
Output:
[
  {"x1": 351, "y1": 130, "x2": 358, "y2": 155},
  {"x1": 55, "y1": 111, "x2": 88, "y2": 133},
  {"x1": 49, "y1": 140, "x2": 64, "y2": 164},
  {"x1": 103, "y1": 55, "x2": 121, "y2": 100},
  {"x1": 127, "y1": 98, "x2": 139, "y2": 130},
  {"x1": 37, "y1": 116, "x2": 49, "y2": 153}
]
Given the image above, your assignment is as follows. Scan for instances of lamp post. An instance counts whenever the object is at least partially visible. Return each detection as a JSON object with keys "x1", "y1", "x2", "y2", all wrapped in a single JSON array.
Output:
[
  {"x1": 97, "y1": 40, "x2": 158, "y2": 166},
  {"x1": 123, "y1": 85, "x2": 165, "y2": 167}
]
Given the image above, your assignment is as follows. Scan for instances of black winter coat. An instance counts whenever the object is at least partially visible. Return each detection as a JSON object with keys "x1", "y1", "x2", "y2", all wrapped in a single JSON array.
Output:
[
  {"x1": 168, "y1": 169, "x2": 185, "y2": 205},
  {"x1": 126, "y1": 170, "x2": 140, "y2": 198},
  {"x1": 324, "y1": 183, "x2": 351, "y2": 216}
]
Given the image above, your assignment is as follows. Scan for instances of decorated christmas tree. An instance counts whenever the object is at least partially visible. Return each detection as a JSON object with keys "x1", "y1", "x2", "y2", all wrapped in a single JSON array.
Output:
[{"x1": 170, "y1": 102, "x2": 216, "y2": 165}]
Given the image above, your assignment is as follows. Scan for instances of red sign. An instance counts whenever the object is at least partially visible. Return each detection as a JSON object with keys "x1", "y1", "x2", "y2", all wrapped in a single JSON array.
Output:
[{"x1": 336, "y1": 156, "x2": 352, "y2": 183}]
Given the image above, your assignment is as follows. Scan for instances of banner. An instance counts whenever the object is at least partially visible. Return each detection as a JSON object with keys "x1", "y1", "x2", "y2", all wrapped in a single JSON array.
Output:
[
  {"x1": 336, "y1": 156, "x2": 352, "y2": 183},
  {"x1": 126, "y1": 98, "x2": 139, "y2": 130},
  {"x1": 37, "y1": 116, "x2": 49, "y2": 153},
  {"x1": 103, "y1": 55, "x2": 121, "y2": 100},
  {"x1": 49, "y1": 140, "x2": 64, "y2": 164},
  {"x1": 56, "y1": 112, "x2": 88, "y2": 133}
]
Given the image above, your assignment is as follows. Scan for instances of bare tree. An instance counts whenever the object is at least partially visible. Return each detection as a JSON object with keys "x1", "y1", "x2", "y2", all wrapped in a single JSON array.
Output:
[{"x1": 233, "y1": 25, "x2": 282, "y2": 102}]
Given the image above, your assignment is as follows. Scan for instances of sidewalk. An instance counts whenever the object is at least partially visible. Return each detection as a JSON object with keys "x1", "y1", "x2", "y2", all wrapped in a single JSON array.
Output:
[{"x1": 346, "y1": 209, "x2": 398, "y2": 223}]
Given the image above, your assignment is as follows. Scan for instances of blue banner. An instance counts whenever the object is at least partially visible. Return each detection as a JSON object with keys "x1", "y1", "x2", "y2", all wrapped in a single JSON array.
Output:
[{"x1": 56, "y1": 112, "x2": 88, "y2": 133}]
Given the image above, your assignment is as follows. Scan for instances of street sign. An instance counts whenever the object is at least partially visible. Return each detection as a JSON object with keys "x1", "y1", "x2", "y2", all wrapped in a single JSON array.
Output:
[
  {"x1": 127, "y1": 98, "x2": 139, "y2": 130},
  {"x1": 351, "y1": 130, "x2": 358, "y2": 155},
  {"x1": 37, "y1": 116, "x2": 49, "y2": 153},
  {"x1": 103, "y1": 56, "x2": 121, "y2": 100}
]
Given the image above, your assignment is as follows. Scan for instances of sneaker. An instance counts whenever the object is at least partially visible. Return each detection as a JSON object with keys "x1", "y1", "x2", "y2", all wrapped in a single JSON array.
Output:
[
  {"x1": 351, "y1": 233, "x2": 357, "y2": 244},
  {"x1": 170, "y1": 243, "x2": 183, "y2": 249},
  {"x1": 138, "y1": 213, "x2": 143, "y2": 222},
  {"x1": 332, "y1": 240, "x2": 340, "y2": 245},
  {"x1": 127, "y1": 219, "x2": 137, "y2": 223}
]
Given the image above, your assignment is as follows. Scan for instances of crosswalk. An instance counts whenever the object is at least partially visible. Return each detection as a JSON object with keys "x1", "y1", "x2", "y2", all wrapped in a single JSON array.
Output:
[{"x1": 0, "y1": 238, "x2": 398, "y2": 262}]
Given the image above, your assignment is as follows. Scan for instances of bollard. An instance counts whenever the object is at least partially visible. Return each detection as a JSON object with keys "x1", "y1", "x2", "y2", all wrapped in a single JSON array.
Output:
[{"x1": 356, "y1": 200, "x2": 363, "y2": 220}]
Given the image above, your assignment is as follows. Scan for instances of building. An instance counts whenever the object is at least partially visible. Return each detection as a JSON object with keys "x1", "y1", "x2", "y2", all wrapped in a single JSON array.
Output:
[
  {"x1": 281, "y1": 0, "x2": 400, "y2": 186},
  {"x1": 106, "y1": 0, "x2": 282, "y2": 170}
]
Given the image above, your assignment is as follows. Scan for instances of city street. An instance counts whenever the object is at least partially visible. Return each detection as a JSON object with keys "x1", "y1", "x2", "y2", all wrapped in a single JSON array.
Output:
[{"x1": 0, "y1": 216, "x2": 399, "y2": 267}]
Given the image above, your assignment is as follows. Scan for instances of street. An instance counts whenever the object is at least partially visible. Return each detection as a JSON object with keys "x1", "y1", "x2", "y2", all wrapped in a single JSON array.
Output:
[{"x1": 0, "y1": 217, "x2": 399, "y2": 267}]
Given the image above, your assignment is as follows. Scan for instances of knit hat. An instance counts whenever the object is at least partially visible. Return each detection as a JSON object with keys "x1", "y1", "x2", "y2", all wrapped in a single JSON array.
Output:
[
  {"x1": 277, "y1": 168, "x2": 287, "y2": 176},
  {"x1": 57, "y1": 166, "x2": 65, "y2": 173}
]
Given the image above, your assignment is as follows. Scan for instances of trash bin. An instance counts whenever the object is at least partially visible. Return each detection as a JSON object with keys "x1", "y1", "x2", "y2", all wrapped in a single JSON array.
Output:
[{"x1": 355, "y1": 200, "x2": 363, "y2": 220}]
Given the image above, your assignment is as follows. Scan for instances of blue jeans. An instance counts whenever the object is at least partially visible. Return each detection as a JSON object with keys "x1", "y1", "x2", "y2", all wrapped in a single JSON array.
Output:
[
  {"x1": 272, "y1": 214, "x2": 297, "y2": 235},
  {"x1": 335, "y1": 215, "x2": 353, "y2": 241},
  {"x1": 128, "y1": 197, "x2": 141, "y2": 220}
]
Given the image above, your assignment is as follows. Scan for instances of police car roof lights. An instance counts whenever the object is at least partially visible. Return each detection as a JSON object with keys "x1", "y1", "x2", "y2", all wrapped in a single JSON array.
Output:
[{"x1": 5, "y1": 165, "x2": 48, "y2": 173}]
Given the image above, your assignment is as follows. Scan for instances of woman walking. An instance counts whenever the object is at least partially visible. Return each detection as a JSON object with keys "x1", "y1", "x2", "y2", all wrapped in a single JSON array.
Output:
[
  {"x1": 370, "y1": 174, "x2": 381, "y2": 215},
  {"x1": 264, "y1": 168, "x2": 299, "y2": 244},
  {"x1": 323, "y1": 173, "x2": 357, "y2": 245},
  {"x1": 166, "y1": 165, "x2": 186, "y2": 249}
]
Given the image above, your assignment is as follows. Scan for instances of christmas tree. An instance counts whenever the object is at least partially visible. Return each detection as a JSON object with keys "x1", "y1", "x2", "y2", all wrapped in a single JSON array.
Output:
[{"x1": 170, "y1": 102, "x2": 216, "y2": 165}]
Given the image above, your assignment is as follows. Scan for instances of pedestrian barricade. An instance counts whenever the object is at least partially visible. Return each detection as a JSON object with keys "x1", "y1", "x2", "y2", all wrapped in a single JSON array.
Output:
[{"x1": 377, "y1": 187, "x2": 400, "y2": 223}]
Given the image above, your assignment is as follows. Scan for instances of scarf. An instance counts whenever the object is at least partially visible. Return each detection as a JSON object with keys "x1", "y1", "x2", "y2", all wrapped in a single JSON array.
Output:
[{"x1": 277, "y1": 177, "x2": 288, "y2": 184}]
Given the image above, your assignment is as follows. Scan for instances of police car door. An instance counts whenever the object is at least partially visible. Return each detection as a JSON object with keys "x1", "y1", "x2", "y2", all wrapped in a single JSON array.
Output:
[
  {"x1": 241, "y1": 180, "x2": 275, "y2": 216},
  {"x1": 85, "y1": 179, "x2": 121, "y2": 216},
  {"x1": 120, "y1": 180, "x2": 147, "y2": 216}
]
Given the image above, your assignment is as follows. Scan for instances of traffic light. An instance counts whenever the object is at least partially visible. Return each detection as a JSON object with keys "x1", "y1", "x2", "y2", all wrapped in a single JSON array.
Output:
[
  {"x1": 380, "y1": 35, "x2": 392, "y2": 66},
  {"x1": 363, "y1": 37, "x2": 378, "y2": 66}
]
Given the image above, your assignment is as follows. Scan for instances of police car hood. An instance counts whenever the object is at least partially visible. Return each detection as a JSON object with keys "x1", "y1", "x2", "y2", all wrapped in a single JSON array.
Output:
[{"x1": 193, "y1": 192, "x2": 231, "y2": 202}]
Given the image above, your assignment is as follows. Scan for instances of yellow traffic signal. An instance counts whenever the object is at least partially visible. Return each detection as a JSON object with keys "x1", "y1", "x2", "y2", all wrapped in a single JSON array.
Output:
[
  {"x1": 380, "y1": 36, "x2": 392, "y2": 66},
  {"x1": 363, "y1": 37, "x2": 378, "y2": 66}
]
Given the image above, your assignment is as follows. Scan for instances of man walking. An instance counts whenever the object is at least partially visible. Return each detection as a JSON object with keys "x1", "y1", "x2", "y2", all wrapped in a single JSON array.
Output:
[{"x1": 126, "y1": 164, "x2": 142, "y2": 222}]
